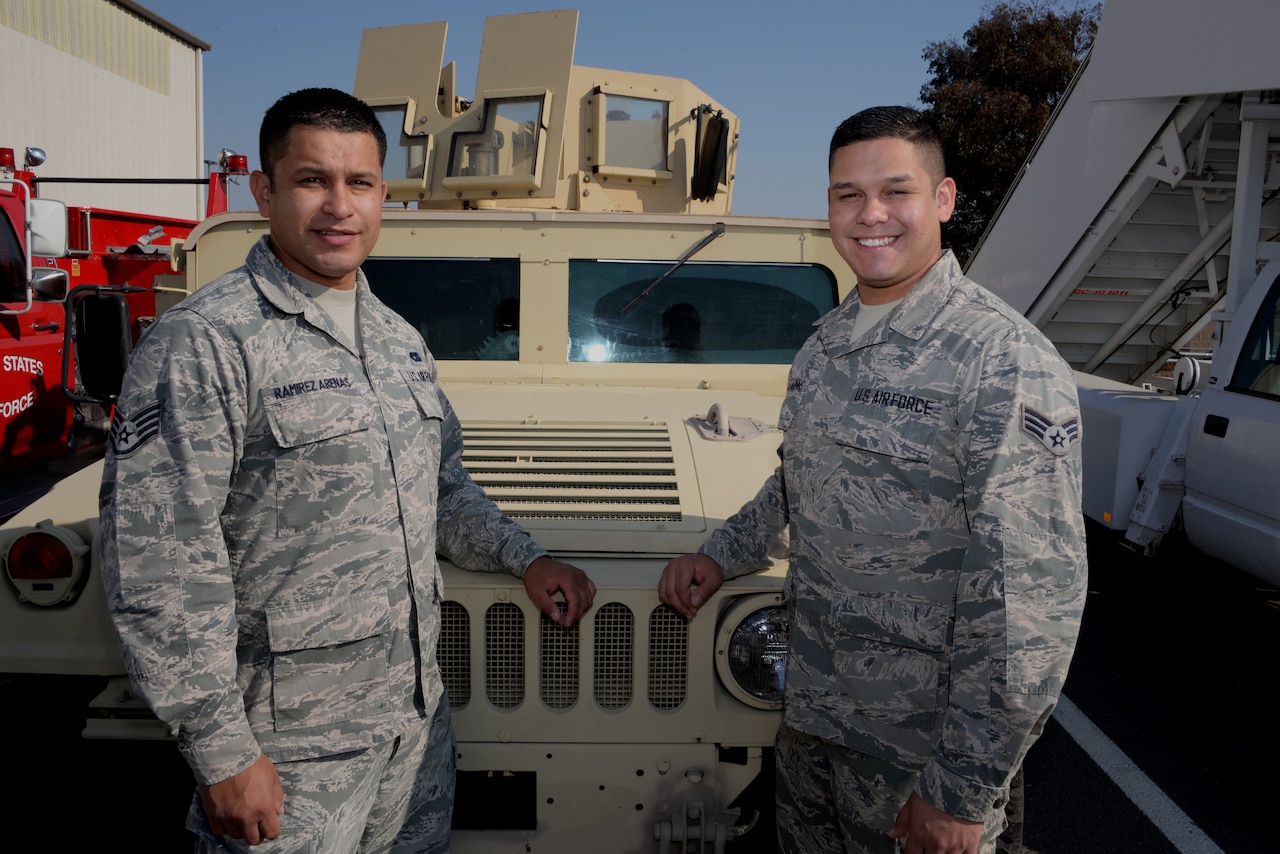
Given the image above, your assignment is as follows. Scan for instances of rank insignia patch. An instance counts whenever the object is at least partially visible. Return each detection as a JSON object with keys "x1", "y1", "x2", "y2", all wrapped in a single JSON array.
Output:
[
  {"x1": 1021, "y1": 406, "x2": 1080, "y2": 456},
  {"x1": 109, "y1": 402, "x2": 162, "y2": 458}
]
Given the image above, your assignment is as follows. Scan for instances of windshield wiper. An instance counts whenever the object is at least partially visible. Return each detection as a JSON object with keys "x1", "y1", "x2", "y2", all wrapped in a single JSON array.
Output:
[{"x1": 618, "y1": 222, "x2": 726, "y2": 316}]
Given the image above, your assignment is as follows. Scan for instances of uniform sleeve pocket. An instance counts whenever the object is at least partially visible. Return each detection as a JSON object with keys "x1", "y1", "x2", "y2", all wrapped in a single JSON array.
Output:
[
  {"x1": 109, "y1": 502, "x2": 194, "y2": 681},
  {"x1": 266, "y1": 590, "x2": 394, "y2": 731},
  {"x1": 1002, "y1": 526, "x2": 1087, "y2": 695}
]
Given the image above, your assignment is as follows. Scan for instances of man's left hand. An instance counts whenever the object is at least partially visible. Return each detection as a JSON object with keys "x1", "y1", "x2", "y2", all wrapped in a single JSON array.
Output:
[
  {"x1": 888, "y1": 792, "x2": 983, "y2": 854},
  {"x1": 523, "y1": 556, "x2": 596, "y2": 626}
]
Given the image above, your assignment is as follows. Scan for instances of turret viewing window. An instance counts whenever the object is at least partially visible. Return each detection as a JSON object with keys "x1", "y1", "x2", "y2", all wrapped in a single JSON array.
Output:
[
  {"x1": 444, "y1": 93, "x2": 549, "y2": 192},
  {"x1": 592, "y1": 88, "x2": 673, "y2": 181},
  {"x1": 367, "y1": 99, "x2": 432, "y2": 203}
]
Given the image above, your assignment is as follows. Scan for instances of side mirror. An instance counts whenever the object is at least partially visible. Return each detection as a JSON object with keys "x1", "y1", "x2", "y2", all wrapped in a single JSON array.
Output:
[
  {"x1": 63, "y1": 287, "x2": 132, "y2": 403},
  {"x1": 27, "y1": 198, "x2": 68, "y2": 258},
  {"x1": 31, "y1": 267, "x2": 68, "y2": 301}
]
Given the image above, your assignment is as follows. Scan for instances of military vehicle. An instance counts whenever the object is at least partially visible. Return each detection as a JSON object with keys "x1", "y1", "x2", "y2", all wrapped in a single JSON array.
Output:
[{"x1": 1, "y1": 10, "x2": 855, "y2": 851}]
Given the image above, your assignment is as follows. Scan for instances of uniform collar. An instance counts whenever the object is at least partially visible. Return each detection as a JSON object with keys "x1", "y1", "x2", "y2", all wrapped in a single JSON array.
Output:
[
  {"x1": 245, "y1": 236, "x2": 372, "y2": 353},
  {"x1": 816, "y1": 250, "x2": 963, "y2": 355}
]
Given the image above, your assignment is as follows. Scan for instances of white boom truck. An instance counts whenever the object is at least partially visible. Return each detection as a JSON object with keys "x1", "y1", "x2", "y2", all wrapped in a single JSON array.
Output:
[{"x1": 966, "y1": 0, "x2": 1280, "y2": 586}]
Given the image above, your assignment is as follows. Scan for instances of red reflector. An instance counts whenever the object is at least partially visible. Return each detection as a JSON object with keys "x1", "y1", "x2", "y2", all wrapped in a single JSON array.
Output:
[
  {"x1": 7, "y1": 532, "x2": 74, "y2": 579},
  {"x1": 0, "y1": 148, "x2": 15, "y2": 169}
]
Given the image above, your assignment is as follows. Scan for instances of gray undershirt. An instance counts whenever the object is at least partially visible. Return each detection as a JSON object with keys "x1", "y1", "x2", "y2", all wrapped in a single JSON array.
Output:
[
  {"x1": 296, "y1": 278, "x2": 362, "y2": 353},
  {"x1": 851, "y1": 296, "x2": 902, "y2": 341}
]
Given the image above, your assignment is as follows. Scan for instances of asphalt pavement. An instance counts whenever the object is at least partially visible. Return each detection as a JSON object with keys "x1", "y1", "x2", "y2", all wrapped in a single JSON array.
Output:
[{"x1": 1021, "y1": 523, "x2": 1277, "y2": 854}]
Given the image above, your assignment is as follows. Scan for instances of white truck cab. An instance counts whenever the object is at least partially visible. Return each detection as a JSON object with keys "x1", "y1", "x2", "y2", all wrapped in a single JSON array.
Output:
[{"x1": 1180, "y1": 260, "x2": 1280, "y2": 582}]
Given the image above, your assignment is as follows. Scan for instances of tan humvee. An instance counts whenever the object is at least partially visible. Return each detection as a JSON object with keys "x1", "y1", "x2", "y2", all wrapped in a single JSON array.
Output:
[{"x1": 0, "y1": 10, "x2": 854, "y2": 851}]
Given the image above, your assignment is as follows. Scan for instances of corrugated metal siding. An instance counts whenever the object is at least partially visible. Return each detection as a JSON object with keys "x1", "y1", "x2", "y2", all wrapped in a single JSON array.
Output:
[
  {"x1": 1, "y1": 0, "x2": 205, "y2": 219},
  {"x1": 2, "y1": 0, "x2": 171, "y2": 92}
]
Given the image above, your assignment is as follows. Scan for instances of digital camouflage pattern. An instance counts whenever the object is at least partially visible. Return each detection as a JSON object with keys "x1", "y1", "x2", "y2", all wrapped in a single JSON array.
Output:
[
  {"x1": 99, "y1": 237, "x2": 547, "y2": 787},
  {"x1": 774, "y1": 724, "x2": 1004, "y2": 853},
  {"x1": 700, "y1": 251, "x2": 1087, "y2": 825},
  {"x1": 188, "y1": 699, "x2": 455, "y2": 853}
]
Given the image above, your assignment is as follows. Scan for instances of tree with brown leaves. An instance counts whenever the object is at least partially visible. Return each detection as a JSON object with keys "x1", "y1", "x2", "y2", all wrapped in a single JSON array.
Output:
[{"x1": 921, "y1": 1, "x2": 1101, "y2": 266}]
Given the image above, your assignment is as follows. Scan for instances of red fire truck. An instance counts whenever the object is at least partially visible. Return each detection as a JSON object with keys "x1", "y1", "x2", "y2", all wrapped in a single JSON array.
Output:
[{"x1": 0, "y1": 145, "x2": 247, "y2": 512}]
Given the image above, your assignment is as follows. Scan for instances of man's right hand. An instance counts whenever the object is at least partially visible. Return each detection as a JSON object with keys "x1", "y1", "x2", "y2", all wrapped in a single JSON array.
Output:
[
  {"x1": 198, "y1": 753, "x2": 285, "y2": 845},
  {"x1": 658, "y1": 553, "x2": 724, "y2": 620}
]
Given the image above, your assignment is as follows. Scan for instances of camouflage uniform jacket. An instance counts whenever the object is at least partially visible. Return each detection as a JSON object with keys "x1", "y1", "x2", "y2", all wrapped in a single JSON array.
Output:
[
  {"x1": 700, "y1": 251, "x2": 1087, "y2": 822},
  {"x1": 99, "y1": 236, "x2": 546, "y2": 786}
]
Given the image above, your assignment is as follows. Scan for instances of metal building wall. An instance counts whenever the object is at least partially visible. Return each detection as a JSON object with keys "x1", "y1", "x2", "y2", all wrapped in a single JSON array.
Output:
[{"x1": 1, "y1": 0, "x2": 206, "y2": 219}]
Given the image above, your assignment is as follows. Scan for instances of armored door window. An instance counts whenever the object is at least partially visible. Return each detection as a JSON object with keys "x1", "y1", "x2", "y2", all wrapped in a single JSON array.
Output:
[{"x1": 362, "y1": 258, "x2": 521, "y2": 360}]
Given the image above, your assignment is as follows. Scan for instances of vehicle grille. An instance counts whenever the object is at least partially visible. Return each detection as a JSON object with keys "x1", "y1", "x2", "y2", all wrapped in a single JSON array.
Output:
[
  {"x1": 438, "y1": 599, "x2": 688, "y2": 712},
  {"x1": 461, "y1": 422, "x2": 682, "y2": 522},
  {"x1": 439, "y1": 601, "x2": 471, "y2": 705}
]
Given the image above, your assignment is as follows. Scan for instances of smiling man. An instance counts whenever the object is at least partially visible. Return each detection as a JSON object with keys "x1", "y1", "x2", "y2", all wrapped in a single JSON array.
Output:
[
  {"x1": 99, "y1": 88, "x2": 595, "y2": 853},
  {"x1": 659, "y1": 106, "x2": 1087, "y2": 853}
]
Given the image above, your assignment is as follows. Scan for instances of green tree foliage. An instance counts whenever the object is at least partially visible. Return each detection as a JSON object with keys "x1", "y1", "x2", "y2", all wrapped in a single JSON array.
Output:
[{"x1": 920, "y1": 1, "x2": 1101, "y2": 266}]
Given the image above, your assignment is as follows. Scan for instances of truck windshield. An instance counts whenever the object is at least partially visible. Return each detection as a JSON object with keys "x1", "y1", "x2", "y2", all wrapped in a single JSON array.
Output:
[
  {"x1": 1229, "y1": 274, "x2": 1280, "y2": 398},
  {"x1": 362, "y1": 256, "x2": 838, "y2": 365},
  {"x1": 568, "y1": 260, "x2": 836, "y2": 363},
  {"x1": 0, "y1": 209, "x2": 24, "y2": 303}
]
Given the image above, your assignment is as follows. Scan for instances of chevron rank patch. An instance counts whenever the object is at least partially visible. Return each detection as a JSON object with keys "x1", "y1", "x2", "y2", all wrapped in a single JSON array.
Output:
[
  {"x1": 1021, "y1": 405, "x2": 1080, "y2": 456},
  {"x1": 109, "y1": 401, "x2": 163, "y2": 458}
]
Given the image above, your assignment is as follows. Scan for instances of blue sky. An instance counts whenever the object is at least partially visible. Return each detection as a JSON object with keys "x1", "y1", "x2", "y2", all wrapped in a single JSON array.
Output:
[{"x1": 141, "y1": 0, "x2": 995, "y2": 218}]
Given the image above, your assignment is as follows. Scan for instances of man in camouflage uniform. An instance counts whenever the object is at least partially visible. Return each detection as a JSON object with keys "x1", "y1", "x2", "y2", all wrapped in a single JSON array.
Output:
[
  {"x1": 659, "y1": 106, "x2": 1086, "y2": 853},
  {"x1": 99, "y1": 88, "x2": 595, "y2": 852}
]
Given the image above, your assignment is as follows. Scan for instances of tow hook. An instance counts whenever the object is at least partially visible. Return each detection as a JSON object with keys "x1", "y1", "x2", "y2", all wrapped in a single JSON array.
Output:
[{"x1": 652, "y1": 800, "x2": 734, "y2": 853}]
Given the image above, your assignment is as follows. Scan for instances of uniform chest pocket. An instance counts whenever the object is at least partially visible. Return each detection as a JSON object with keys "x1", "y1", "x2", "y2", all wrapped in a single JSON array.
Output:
[
  {"x1": 266, "y1": 589, "x2": 393, "y2": 731},
  {"x1": 398, "y1": 370, "x2": 445, "y2": 472},
  {"x1": 828, "y1": 396, "x2": 940, "y2": 461},
  {"x1": 823, "y1": 399, "x2": 941, "y2": 495},
  {"x1": 263, "y1": 389, "x2": 381, "y2": 537},
  {"x1": 400, "y1": 370, "x2": 444, "y2": 422}
]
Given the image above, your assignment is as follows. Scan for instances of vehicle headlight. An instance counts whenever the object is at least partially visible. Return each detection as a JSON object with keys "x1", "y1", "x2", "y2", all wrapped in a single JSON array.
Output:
[
  {"x1": 715, "y1": 594, "x2": 788, "y2": 710},
  {"x1": 2, "y1": 520, "x2": 91, "y2": 606}
]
